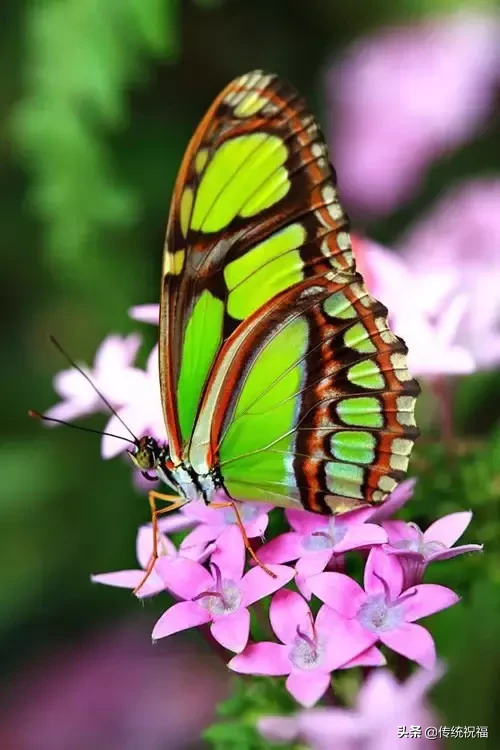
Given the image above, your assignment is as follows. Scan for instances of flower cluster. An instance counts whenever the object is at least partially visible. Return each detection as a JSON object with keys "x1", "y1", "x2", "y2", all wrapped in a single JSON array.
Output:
[
  {"x1": 92, "y1": 478, "x2": 480, "y2": 709},
  {"x1": 45, "y1": 306, "x2": 482, "y2": 716}
]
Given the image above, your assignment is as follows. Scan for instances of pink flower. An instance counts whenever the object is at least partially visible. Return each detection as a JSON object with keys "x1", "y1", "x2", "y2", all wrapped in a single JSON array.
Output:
[
  {"x1": 327, "y1": 13, "x2": 500, "y2": 217},
  {"x1": 128, "y1": 303, "x2": 159, "y2": 325},
  {"x1": 309, "y1": 548, "x2": 459, "y2": 669},
  {"x1": 152, "y1": 526, "x2": 295, "y2": 653},
  {"x1": 45, "y1": 334, "x2": 144, "y2": 424},
  {"x1": 384, "y1": 511, "x2": 483, "y2": 588},
  {"x1": 180, "y1": 499, "x2": 272, "y2": 555},
  {"x1": 258, "y1": 507, "x2": 386, "y2": 600},
  {"x1": 91, "y1": 515, "x2": 206, "y2": 598},
  {"x1": 399, "y1": 179, "x2": 500, "y2": 369},
  {"x1": 101, "y1": 344, "x2": 165, "y2": 458},
  {"x1": 229, "y1": 589, "x2": 385, "y2": 707},
  {"x1": 258, "y1": 663, "x2": 445, "y2": 749},
  {"x1": 353, "y1": 235, "x2": 475, "y2": 377}
]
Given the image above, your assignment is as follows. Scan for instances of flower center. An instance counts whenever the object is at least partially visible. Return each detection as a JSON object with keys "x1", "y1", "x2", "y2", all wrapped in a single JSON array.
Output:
[
  {"x1": 357, "y1": 594, "x2": 403, "y2": 632},
  {"x1": 356, "y1": 573, "x2": 417, "y2": 633},
  {"x1": 193, "y1": 562, "x2": 242, "y2": 616},
  {"x1": 393, "y1": 522, "x2": 425, "y2": 554},
  {"x1": 393, "y1": 523, "x2": 447, "y2": 559},
  {"x1": 289, "y1": 616, "x2": 324, "y2": 671},
  {"x1": 302, "y1": 517, "x2": 347, "y2": 552}
]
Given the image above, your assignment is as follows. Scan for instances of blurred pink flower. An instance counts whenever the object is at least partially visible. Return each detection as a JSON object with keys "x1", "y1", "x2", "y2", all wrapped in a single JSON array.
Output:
[
  {"x1": 353, "y1": 235, "x2": 475, "y2": 377},
  {"x1": 328, "y1": 13, "x2": 500, "y2": 216},
  {"x1": 258, "y1": 506, "x2": 386, "y2": 600},
  {"x1": 309, "y1": 548, "x2": 459, "y2": 669},
  {"x1": 1, "y1": 620, "x2": 229, "y2": 750},
  {"x1": 399, "y1": 179, "x2": 500, "y2": 369},
  {"x1": 152, "y1": 526, "x2": 294, "y2": 653},
  {"x1": 384, "y1": 511, "x2": 483, "y2": 589},
  {"x1": 101, "y1": 344, "x2": 165, "y2": 458},
  {"x1": 91, "y1": 516, "x2": 207, "y2": 598},
  {"x1": 229, "y1": 589, "x2": 385, "y2": 707},
  {"x1": 258, "y1": 663, "x2": 445, "y2": 749},
  {"x1": 129, "y1": 303, "x2": 159, "y2": 324},
  {"x1": 180, "y1": 499, "x2": 272, "y2": 555},
  {"x1": 45, "y1": 333, "x2": 144, "y2": 424}
]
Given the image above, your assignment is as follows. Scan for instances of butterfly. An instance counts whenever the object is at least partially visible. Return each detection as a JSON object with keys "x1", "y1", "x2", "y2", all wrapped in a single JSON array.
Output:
[{"x1": 126, "y1": 70, "x2": 420, "y2": 589}]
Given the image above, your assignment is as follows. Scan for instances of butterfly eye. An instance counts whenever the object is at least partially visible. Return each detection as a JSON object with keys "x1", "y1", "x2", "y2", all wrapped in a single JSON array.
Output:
[{"x1": 128, "y1": 438, "x2": 157, "y2": 471}]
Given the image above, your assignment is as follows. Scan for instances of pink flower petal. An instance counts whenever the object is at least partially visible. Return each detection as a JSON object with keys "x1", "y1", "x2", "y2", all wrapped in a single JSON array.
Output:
[
  {"x1": 155, "y1": 557, "x2": 212, "y2": 599},
  {"x1": 382, "y1": 520, "x2": 414, "y2": 544},
  {"x1": 44, "y1": 399, "x2": 95, "y2": 424},
  {"x1": 285, "y1": 509, "x2": 328, "y2": 534},
  {"x1": 210, "y1": 525, "x2": 245, "y2": 581},
  {"x1": 258, "y1": 717, "x2": 299, "y2": 745},
  {"x1": 367, "y1": 478, "x2": 417, "y2": 523},
  {"x1": 210, "y1": 609, "x2": 251, "y2": 653},
  {"x1": 424, "y1": 511, "x2": 473, "y2": 547},
  {"x1": 244, "y1": 512, "x2": 270, "y2": 538},
  {"x1": 286, "y1": 671, "x2": 331, "y2": 708},
  {"x1": 308, "y1": 572, "x2": 365, "y2": 618},
  {"x1": 101, "y1": 410, "x2": 142, "y2": 458},
  {"x1": 229, "y1": 642, "x2": 291, "y2": 676},
  {"x1": 355, "y1": 668, "x2": 400, "y2": 715},
  {"x1": 341, "y1": 506, "x2": 377, "y2": 525},
  {"x1": 297, "y1": 709, "x2": 361, "y2": 745},
  {"x1": 340, "y1": 646, "x2": 386, "y2": 669},
  {"x1": 316, "y1": 606, "x2": 378, "y2": 670},
  {"x1": 136, "y1": 526, "x2": 175, "y2": 569},
  {"x1": 334, "y1": 522, "x2": 387, "y2": 553},
  {"x1": 181, "y1": 501, "x2": 224, "y2": 525},
  {"x1": 91, "y1": 570, "x2": 163, "y2": 596},
  {"x1": 385, "y1": 547, "x2": 423, "y2": 562},
  {"x1": 259, "y1": 533, "x2": 307, "y2": 564},
  {"x1": 364, "y1": 547, "x2": 403, "y2": 598},
  {"x1": 428, "y1": 543, "x2": 483, "y2": 562},
  {"x1": 152, "y1": 601, "x2": 210, "y2": 640},
  {"x1": 295, "y1": 574, "x2": 314, "y2": 601},
  {"x1": 296, "y1": 550, "x2": 333, "y2": 577},
  {"x1": 402, "y1": 584, "x2": 460, "y2": 622},
  {"x1": 95, "y1": 333, "x2": 141, "y2": 370},
  {"x1": 180, "y1": 524, "x2": 220, "y2": 550},
  {"x1": 158, "y1": 513, "x2": 196, "y2": 535},
  {"x1": 270, "y1": 589, "x2": 312, "y2": 645},
  {"x1": 129, "y1": 303, "x2": 160, "y2": 324},
  {"x1": 380, "y1": 622, "x2": 436, "y2": 669},
  {"x1": 242, "y1": 564, "x2": 295, "y2": 607},
  {"x1": 53, "y1": 367, "x2": 90, "y2": 401}
]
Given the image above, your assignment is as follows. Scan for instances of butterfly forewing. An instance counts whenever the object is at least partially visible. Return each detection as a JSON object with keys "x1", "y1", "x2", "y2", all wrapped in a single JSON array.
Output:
[{"x1": 160, "y1": 70, "x2": 420, "y2": 513}]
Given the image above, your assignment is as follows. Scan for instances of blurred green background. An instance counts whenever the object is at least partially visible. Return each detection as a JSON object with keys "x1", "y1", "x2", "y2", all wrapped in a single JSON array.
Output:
[{"x1": 2, "y1": 0, "x2": 500, "y2": 747}]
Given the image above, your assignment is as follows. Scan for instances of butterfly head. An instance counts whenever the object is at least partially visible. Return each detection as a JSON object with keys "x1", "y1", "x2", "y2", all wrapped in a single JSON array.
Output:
[{"x1": 128, "y1": 435, "x2": 164, "y2": 480}]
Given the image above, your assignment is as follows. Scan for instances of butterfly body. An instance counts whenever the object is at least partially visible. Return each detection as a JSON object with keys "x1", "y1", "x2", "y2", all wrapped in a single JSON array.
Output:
[{"x1": 130, "y1": 70, "x2": 420, "y2": 519}]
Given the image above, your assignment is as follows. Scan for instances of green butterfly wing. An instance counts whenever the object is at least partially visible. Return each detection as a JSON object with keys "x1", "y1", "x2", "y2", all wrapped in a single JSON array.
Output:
[{"x1": 161, "y1": 70, "x2": 420, "y2": 513}]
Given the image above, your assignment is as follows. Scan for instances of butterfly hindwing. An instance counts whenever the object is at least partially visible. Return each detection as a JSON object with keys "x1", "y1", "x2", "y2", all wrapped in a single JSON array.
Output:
[
  {"x1": 161, "y1": 70, "x2": 420, "y2": 513},
  {"x1": 190, "y1": 273, "x2": 419, "y2": 513}
]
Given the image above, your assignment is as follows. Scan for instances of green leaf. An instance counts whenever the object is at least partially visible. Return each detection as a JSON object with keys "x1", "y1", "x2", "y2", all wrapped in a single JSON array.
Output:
[
  {"x1": 204, "y1": 677, "x2": 301, "y2": 750},
  {"x1": 12, "y1": 0, "x2": 179, "y2": 268}
]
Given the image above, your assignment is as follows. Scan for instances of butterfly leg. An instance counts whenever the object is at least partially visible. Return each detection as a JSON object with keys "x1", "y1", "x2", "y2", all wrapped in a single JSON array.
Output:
[
  {"x1": 210, "y1": 499, "x2": 277, "y2": 579},
  {"x1": 133, "y1": 492, "x2": 187, "y2": 595}
]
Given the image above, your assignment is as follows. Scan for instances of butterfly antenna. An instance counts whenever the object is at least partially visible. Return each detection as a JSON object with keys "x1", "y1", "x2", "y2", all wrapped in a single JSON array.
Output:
[
  {"x1": 28, "y1": 410, "x2": 136, "y2": 445},
  {"x1": 48, "y1": 335, "x2": 139, "y2": 443}
]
